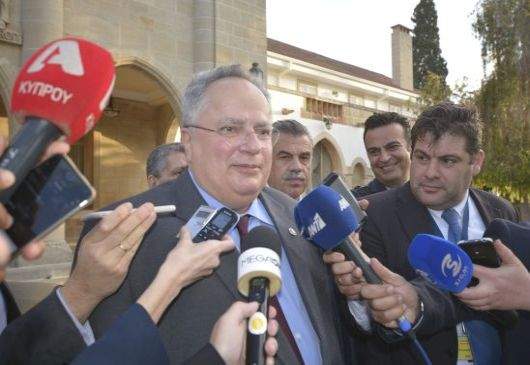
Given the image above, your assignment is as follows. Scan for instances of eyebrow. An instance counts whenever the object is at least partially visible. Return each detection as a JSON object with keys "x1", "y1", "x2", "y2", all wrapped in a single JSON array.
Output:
[{"x1": 219, "y1": 118, "x2": 271, "y2": 128}]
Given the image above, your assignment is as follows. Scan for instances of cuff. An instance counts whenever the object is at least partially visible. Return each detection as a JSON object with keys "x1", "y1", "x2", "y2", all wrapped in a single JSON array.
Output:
[
  {"x1": 347, "y1": 299, "x2": 372, "y2": 332},
  {"x1": 56, "y1": 287, "x2": 96, "y2": 345}
]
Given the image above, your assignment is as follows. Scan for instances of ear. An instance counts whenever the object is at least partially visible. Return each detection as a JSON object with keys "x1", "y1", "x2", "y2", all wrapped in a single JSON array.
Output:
[
  {"x1": 181, "y1": 128, "x2": 192, "y2": 162},
  {"x1": 471, "y1": 149, "x2": 485, "y2": 176},
  {"x1": 147, "y1": 175, "x2": 157, "y2": 189}
]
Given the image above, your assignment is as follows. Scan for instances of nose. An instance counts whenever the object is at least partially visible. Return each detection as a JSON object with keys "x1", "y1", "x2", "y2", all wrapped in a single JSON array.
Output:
[
  {"x1": 290, "y1": 157, "x2": 304, "y2": 172},
  {"x1": 424, "y1": 160, "x2": 439, "y2": 179},
  {"x1": 379, "y1": 149, "x2": 392, "y2": 163},
  {"x1": 238, "y1": 130, "x2": 262, "y2": 154}
]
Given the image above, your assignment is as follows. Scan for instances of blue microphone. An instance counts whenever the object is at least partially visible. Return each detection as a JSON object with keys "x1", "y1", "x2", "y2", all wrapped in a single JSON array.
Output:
[
  {"x1": 295, "y1": 185, "x2": 411, "y2": 332},
  {"x1": 408, "y1": 234, "x2": 473, "y2": 293}
]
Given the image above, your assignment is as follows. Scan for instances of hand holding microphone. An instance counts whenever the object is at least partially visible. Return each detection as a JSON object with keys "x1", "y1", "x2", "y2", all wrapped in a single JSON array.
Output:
[
  {"x1": 237, "y1": 226, "x2": 282, "y2": 365},
  {"x1": 295, "y1": 185, "x2": 414, "y2": 332},
  {"x1": 0, "y1": 37, "x2": 114, "y2": 202}
]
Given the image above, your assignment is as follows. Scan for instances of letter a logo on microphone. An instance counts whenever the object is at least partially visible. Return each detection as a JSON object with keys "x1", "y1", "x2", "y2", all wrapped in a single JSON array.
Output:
[{"x1": 27, "y1": 40, "x2": 85, "y2": 76}]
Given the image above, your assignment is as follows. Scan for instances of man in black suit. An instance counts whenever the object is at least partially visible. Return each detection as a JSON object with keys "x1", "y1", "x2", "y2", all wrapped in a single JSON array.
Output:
[
  {"x1": 80, "y1": 65, "x2": 355, "y2": 364},
  {"x1": 351, "y1": 112, "x2": 411, "y2": 198},
  {"x1": 326, "y1": 102, "x2": 519, "y2": 364}
]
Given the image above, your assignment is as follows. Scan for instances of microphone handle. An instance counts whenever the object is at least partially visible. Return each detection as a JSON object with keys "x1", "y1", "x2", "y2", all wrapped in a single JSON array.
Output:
[
  {"x1": 336, "y1": 237, "x2": 382, "y2": 285},
  {"x1": 0, "y1": 117, "x2": 62, "y2": 202},
  {"x1": 246, "y1": 276, "x2": 269, "y2": 365}
]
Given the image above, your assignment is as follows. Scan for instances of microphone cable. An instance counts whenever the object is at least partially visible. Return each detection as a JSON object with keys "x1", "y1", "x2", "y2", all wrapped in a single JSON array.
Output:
[{"x1": 397, "y1": 317, "x2": 432, "y2": 365}]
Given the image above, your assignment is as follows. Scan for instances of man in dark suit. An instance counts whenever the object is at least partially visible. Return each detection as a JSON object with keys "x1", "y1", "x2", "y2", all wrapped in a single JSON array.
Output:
[
  {"x1": 351, "y1": 112, "x2": 411, "y2": 198},
  {"x1": 80, "y1": 65, "x2": 355, "y2": 364},
  {"x1": 326, "y1": 102, "x2": 519, "y2": 364}
]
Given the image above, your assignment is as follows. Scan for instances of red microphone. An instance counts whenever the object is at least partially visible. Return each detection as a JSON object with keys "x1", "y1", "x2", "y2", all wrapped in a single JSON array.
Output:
[{"x1": 0, "y1": 37, "x2": 115, "y2": 201}]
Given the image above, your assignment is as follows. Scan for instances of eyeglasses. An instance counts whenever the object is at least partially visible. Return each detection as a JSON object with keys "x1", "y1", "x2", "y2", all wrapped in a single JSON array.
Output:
[{"x1": 185, "y1": 123, "x2": 273, "y2": 143}]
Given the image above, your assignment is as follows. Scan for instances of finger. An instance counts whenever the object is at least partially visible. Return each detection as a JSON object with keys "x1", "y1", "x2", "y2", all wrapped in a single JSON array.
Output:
[
  {"x1": 336, "y1": 272, "x2": 361, "y2": 286},
  {"x1": 103, "y1": 203, "x2": 155, "y2": 248},
  {"x1": 338, "y1": 284, "x2": 363, "y2": 299},
  {"x1": 227, "y1": 301, "x2": 259, "y2": 322},
  {"x1": 88, "y1": 203, "x2": 134, "y2": 242},
  {"x1": 268, "y1": 304, "x2": 277, "y2": 320},
  {"x1": 494, "y1": 240, "x2": 522, "y2": 266},
  {"x1": 39, "y1": 141, "x2": 70, "y2": 164},
  {"x1": 361, "y1": 283, "x2": 394, "y2": 300},
  {"x1": 0, "y1": 204, "x2": 13, "y2": 229},
  {"x1": 264, "y1": 337, "x2": 278, "y2": 362},
  {"x1": 358, "y1": 199, "x2": 369, "y2": 211},
  {"x1": 323, "y1": 251, "x2": 345, "y2": 264},
  {"x1": 370, "y1": 294, "x2": 402, "y2": 311},
  {"x1": 458, "y1": 297, "x2": 490, "y2": 308},
  {"x1": 0, "y1": 169, "x2": 15, "y2": 190},
  {"x1": 20, "y1": 241, "x2": 46, "y2": 261},
  {"x1": 118, "y1": 209, "x2": 157, "y2": 252},
  {"x1": 331, "y1": 261, "x2": 356, "y2": 276},
  {"x1": 0, "y1": 236, "x2": 11, "y2": 267},
  {"x1": 372, "y1": 304, "x2": 406, "y2": 326},
  {"x1": 370, "y1": 258, "x2": 400, "y2": 285},
  {"x1": 454, "y1": 286, "x2": 488, "y2": 301},
  {"x1": 267, "y1": 317, "x2": 278, "y2": 337},
  {"x1": 117, "y1": 211, "x2": 156, "y2": 266}
]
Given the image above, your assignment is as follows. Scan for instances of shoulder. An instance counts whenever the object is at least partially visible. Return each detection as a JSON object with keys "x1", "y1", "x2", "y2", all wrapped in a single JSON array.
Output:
[
  {"x1": 262, "y1": 186, "x2": 297, "y2": 210},
  {"x1": 99, "y1": 181, "x2": 179, "y2": 211},
  {"x1": 471, "y1": 188, "x2": 518, "y2": 218}
]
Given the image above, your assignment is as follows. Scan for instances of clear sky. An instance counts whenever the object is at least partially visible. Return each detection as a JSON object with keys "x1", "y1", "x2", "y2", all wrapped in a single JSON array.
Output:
[{"x1": 267, "y1": 0, "x2": 484, "y2": 91}]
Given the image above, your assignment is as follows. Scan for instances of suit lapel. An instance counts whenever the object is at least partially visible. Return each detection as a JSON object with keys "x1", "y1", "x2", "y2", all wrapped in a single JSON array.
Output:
[
  {"x1": 470, "y1": 188, "x2": 494, "y2": 226},
  {"x1": 260, "y1": 189, "x2": 328, "y2": 363},
  {"x1": 173, "y1": 171, "x2": 241, "y2": 300},
  {"x1": 395, "y1": 183, "x2": 437, "y2": 242}
]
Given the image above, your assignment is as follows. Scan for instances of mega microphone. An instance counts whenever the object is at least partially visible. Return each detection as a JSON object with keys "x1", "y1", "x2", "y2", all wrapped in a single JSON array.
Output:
[
  {"x1": 237, "y1": 226, "x2": 282, "y2": 365},
  {"x1": 1, "y1": 37, "x2": 115, "y2": 201},
  {"x1": 408, "y1": 234, "x2": 473, "y2": 293}
]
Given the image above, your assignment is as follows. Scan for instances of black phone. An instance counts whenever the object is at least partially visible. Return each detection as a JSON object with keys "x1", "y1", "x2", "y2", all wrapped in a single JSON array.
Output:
[
  {"x1": 458, "y1": 238, "x2": 500, "y2": 286},
  {"x1": 322, "y1": 172, "x2": 367, "y2": 228},
  {"x1": 4, "y1": 155, "x2": 95, "y2": 255},
  {"x1": 191, "y1": 207, "x2": 238, "y2": 243}
]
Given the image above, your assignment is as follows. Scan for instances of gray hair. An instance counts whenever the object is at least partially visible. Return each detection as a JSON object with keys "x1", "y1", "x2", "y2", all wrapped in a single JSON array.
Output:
[
  {"x1": 182, "y1": 64, "x2": 270, "y2": 126},
  {"x1": 146, "y1": 142, "x2": 186, "y2": 177},
  {"x1": 272, "y1": 119, "x2": 311, "y2": 140}
]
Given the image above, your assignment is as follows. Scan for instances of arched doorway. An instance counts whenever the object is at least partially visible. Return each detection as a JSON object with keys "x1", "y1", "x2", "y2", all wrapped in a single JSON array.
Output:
[
  {"x1": 69, "y1": 61, "x2": 181, "y2": 209},
  {"x1": 351, "y1": 162, "x2": 366, "y2": 187},
  {"x1": 66, "y1": 60, "x2": 181, "y2": 245},
  {"x1": 311, "y1": 138, "x2": 342, "y2": 187}
]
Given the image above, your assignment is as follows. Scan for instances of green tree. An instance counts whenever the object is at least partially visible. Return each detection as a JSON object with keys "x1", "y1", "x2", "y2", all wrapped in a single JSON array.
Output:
[
  {"x1": 473, "y1": 0, "x2": 529, "y2": 203},
  {"x1": 412, "y1": 0, "x2": 449, "y2": 89}
]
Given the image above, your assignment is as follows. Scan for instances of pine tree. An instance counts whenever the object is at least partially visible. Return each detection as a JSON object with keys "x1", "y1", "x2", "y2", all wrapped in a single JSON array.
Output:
[{"x1": 412, "y1": 0, "x2": 449, "y2": 89}]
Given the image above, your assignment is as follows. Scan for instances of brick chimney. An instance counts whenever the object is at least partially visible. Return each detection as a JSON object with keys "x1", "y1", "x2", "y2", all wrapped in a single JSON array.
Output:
[{"x1": 391, "y1": 24, "x2": 413, "y2": 90}]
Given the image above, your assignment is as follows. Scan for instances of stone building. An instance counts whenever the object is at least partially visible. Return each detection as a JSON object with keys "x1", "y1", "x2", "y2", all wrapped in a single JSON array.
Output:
[
  {"x1": 0, "y1": 0, "x2": 267, "y2": 311},
  {"x1": 0, "y1": 1, "x2": 418, "y2": 311},
  {"x1": 267, "y1": 24, "x2": 418, "y2": 188}
]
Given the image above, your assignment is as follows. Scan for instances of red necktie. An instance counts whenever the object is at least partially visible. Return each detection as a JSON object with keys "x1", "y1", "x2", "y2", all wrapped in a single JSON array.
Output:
[{"x1": 237, "y1": 215, "x2": 304, "y2": 364}]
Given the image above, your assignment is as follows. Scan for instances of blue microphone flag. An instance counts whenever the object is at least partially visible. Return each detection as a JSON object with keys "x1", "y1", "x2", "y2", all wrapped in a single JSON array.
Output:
[
  {"x1": 408, "y1": 234, "x2": 473, "y2": 293},
  {"x1": 294, "y1": 185, "x2": 358, "y2": 250}
]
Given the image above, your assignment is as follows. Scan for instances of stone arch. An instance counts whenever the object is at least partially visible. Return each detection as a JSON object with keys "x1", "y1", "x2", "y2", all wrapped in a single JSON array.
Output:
[
  {"x1": 114, "y1": 56, "x2": 182, "y2": 143},
  {"x1": 311, "y1": 133, "x2": 345, "y2": 186},
  {"x1": 350, "y1": 157, "x2": 369, "y2": 187}
]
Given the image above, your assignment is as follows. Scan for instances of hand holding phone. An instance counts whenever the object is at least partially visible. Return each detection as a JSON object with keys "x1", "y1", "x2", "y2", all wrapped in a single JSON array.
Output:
[
  {"x1": 458, "y1": 238, "x2": 500, "y2": 287},
  {"x1": 0, "y1": 139, "x2": 70, "y2": 266}
]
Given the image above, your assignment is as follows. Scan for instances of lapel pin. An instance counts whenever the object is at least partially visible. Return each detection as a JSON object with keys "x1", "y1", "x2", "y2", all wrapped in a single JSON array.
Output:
[{"x1": 288, "y1": 227, "x2": 297, "y2": 236}]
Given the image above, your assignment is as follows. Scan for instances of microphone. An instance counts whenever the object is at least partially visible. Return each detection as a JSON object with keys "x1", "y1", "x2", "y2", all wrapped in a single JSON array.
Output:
[
  {"x1": 294, "y1": 185, "x2": 382, "y2": 285},
  {"x1": 1, "y1": 37, "x2": 115, "y2": 201},
  {"x1": 294, "y1": 185, "x2": 411, "y2": 332},
  {"x1": 408, "y1": 234, "x2": 473, "y2": 293},
  {"x1": 237, "y1": 226, "x2": 282, "y2": 365}
]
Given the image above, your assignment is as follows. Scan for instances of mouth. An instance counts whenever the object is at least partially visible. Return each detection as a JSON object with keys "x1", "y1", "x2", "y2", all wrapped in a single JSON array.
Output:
[
  {"x1": 419, "y1": 184, "x2": 443, "y2": 193},
  {"x1": 377, "y1": 162, "x2": 398, "y2": 173},
  {"x1": 233, "y1": 164, "x2": 261, "y2": 172},
  {"x1": 285, "y1": 178, "x2": 305, "y2": 186}
]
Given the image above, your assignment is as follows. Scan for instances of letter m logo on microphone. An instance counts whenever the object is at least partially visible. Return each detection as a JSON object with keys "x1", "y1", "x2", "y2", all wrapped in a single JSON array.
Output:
[
  {"x1": 307, "y1": 213, "x2": 326, "y2": 238},
  {"x1": 27, "y1": 40, "x2": 85, "y2": 76}
]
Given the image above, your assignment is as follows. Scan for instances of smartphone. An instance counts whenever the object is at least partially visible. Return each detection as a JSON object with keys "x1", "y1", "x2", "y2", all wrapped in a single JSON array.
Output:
[
  {"x1": 458, "y1": 238, "x2": 500, "y2": 286},
  {"x1": 191, "y1": 207, "x2": 238, "y2": 243},
  {"x1": 4, "y1": 155, "x2": 95, "y2": 255},
  {"x1": 322, "y1": 172, "x2": 367, "y2": 228}
]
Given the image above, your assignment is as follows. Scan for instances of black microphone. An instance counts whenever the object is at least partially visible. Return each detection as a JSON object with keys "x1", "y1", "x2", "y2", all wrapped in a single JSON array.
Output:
[{"x1": 237, "y1": 226, "x2": 282, "y2": 365}]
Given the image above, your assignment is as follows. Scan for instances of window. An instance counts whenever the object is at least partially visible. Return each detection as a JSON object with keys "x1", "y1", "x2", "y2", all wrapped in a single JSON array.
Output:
[
  {"x1": 304, "y1": 97, "x2": 343, "y2": 121},
  {"x1": 298, "y1": 80, "x2": 317, "y2": 95}
]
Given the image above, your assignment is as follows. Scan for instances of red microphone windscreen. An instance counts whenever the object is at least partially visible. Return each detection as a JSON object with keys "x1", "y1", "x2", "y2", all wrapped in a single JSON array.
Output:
[{"x1": 10, "y1": 37, "x2": 115, "y2": 144}]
